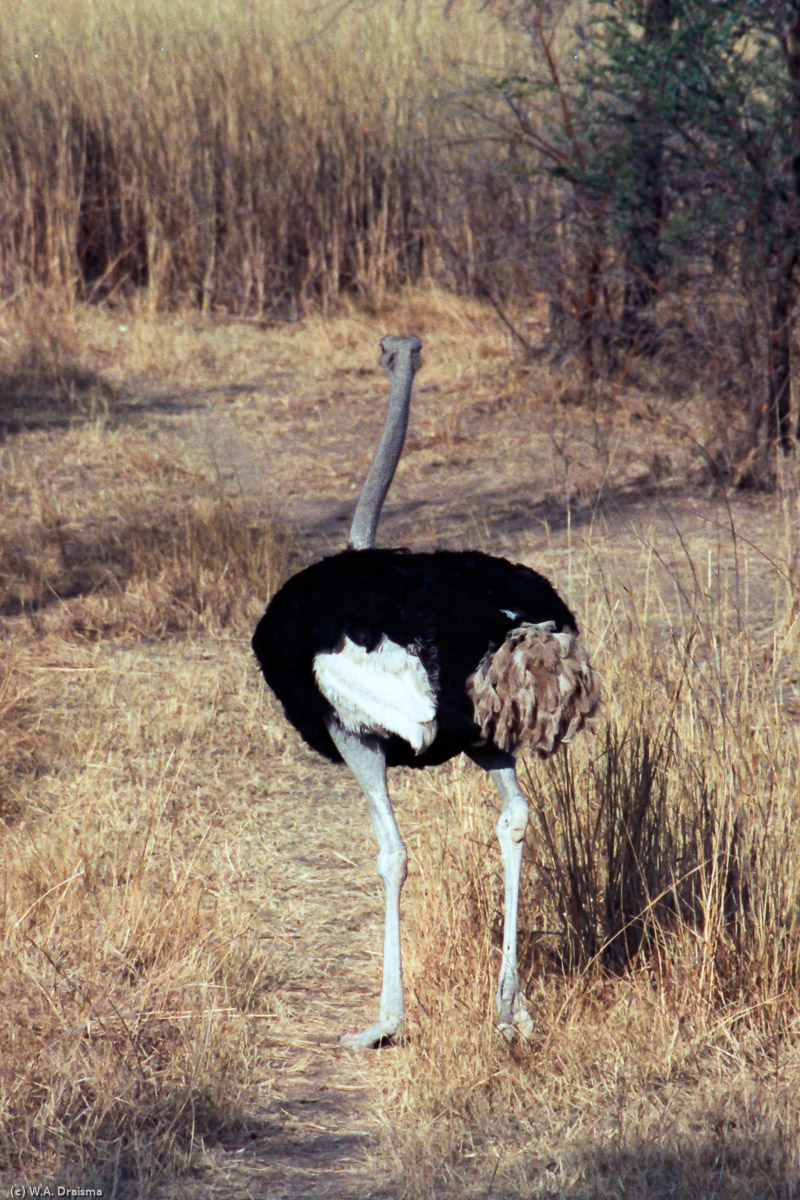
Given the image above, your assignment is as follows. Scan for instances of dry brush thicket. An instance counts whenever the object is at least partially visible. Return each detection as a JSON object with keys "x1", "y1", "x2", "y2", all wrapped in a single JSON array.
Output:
[{"x1": 0, "y1": 0, "x2": 534, "y2": 315}]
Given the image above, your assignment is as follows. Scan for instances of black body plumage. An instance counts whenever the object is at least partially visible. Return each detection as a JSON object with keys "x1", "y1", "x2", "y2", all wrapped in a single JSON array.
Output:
[{"x1": 252, "y1": 547, "x2": 577, "y2": 768}]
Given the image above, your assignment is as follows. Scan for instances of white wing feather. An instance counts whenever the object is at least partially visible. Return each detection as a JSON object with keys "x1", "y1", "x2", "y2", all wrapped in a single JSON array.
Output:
[{"x1": 313, "y1": 636, "x2": 437, "y2": 753}]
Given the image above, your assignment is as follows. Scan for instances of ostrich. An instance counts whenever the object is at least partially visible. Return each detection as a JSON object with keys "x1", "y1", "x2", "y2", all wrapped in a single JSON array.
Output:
[{"x1": 252, "y1": 335, "x2": 599, "y2": 1049}]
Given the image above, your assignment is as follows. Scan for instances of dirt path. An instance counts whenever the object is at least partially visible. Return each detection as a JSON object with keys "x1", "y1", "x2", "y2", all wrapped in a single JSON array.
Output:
[{"x1": 208, "y1": 749, "x2": 392, "y2": 1200}]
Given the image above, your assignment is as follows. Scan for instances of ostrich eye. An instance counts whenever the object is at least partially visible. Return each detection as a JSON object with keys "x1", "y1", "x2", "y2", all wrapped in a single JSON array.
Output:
[{"x1": 385, "y1": 352, "x2": 396, "y2": 370}]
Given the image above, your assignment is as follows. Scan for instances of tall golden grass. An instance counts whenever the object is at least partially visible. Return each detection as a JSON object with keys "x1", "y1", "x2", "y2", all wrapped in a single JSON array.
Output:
[{"x1": 0, "y1": 0, "x2": 526, "y2": 313}]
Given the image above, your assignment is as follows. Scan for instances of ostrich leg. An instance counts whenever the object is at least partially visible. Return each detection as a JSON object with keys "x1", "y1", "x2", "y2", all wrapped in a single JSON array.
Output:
[
  {"x1": 470, "y1": 749, "x2": 534, "y2": 1039},
  {"x1": 327, "y1": 721, "x2": 408, "y2": 1049}
]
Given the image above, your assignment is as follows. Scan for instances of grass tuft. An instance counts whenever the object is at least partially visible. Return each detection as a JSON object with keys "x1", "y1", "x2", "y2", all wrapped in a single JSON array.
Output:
[
  {"x1": 1, "y1": 492, "x2": 289, "y2": 639},
  {"x1": 0, "y1": 640, "x2": 279, "y2": 1188},
  {"x1": 0, "y1": 652, "x2": 49, "y2": 826},
  {"x1": 67, "y1": 502, "x2": 291, "y2": 640}
]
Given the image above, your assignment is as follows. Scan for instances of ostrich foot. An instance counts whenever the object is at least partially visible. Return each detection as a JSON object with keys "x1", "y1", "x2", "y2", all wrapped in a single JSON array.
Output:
[
  {"x1": 340, "y1": 1015, "x2": 406, "y2": 1050},
  {"x1": 498, "y1": 993, "x2": 534, "y2": 1043}
]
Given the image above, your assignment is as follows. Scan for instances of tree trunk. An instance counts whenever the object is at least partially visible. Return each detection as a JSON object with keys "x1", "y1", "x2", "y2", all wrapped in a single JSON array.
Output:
[
  {"x1": 619, "y1": 210, "x2": 661, "y2": 350},
  {"x1": 767, "y1": 282, "x2": 794, "y2": 452},
  {"x1": 787, "y1": 0, "x2": 800, "y2": 442},
  {"x1": 761, "y1": 0, "x2": 800, "y2": 450},
  {"x1": 579, "y1": 244, "x2": 603, "y2": 383},
  {"x1": 618, "y1": 0, "x2": 672, "y2": 350}
]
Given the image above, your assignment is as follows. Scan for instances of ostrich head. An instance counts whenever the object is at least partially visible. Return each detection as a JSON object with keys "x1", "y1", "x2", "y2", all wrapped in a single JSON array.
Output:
[{"x1": 379, "y1": 334, "x2": 422, "y2": 375}]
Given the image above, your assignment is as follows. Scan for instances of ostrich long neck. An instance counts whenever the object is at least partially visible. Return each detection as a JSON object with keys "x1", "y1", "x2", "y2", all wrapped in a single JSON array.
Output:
[{"x1": 347, "y1": 340, "x2": 418, "y2": 550}]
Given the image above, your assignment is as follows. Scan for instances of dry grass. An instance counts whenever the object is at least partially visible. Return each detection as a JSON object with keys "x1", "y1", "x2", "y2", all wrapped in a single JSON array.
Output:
[
  {"x1": 1, "y1": 497, "x2": 288, "y2": 636},
  {"x1": 1, "y1": 288, "x2": 799, "y2": 1196},
  {"x1": 0, "y1": 639, "x2": 280, "y2": 1188},
  {"x1": 0, "y1": 650, "x2": 48, "y2": 825},
  {"x1": 0, "y1": 358, "x2": 290, "y2": 639}
]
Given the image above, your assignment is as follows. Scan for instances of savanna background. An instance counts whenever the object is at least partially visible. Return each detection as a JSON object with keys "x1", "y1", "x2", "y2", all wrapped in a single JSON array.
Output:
[{"x1": 1, "y1": 0, "x2": 800, "y2": 1196}]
